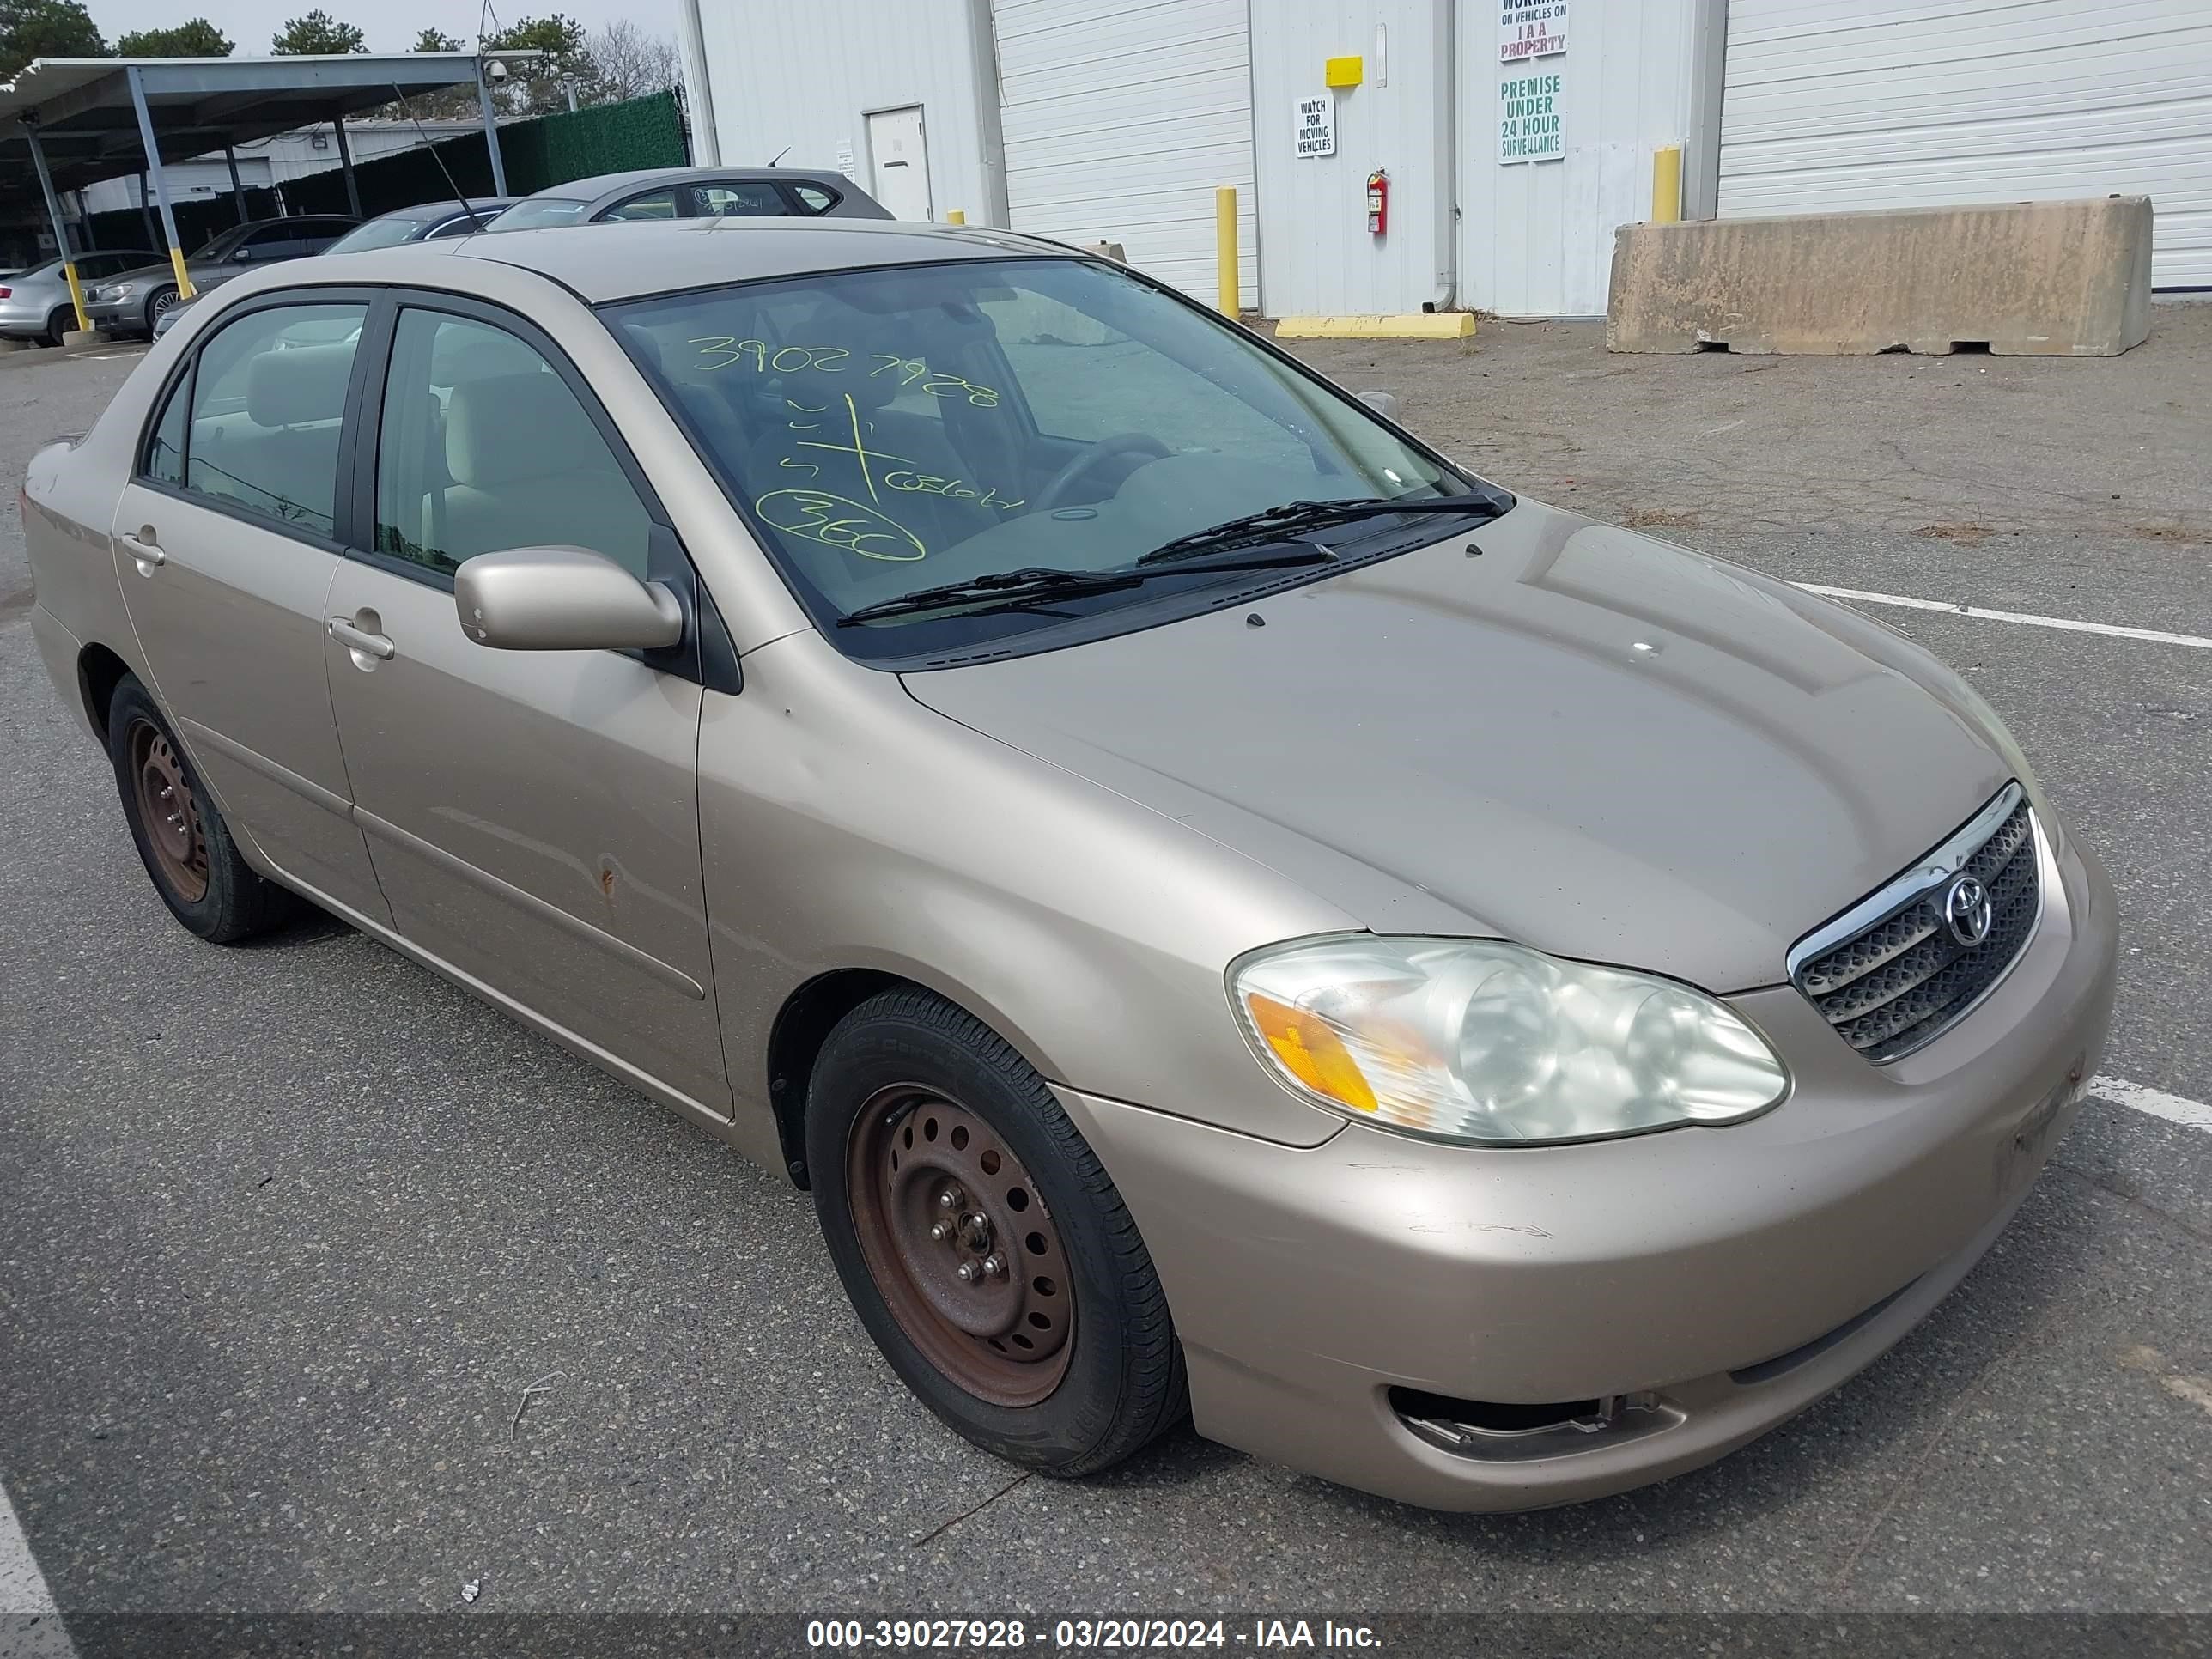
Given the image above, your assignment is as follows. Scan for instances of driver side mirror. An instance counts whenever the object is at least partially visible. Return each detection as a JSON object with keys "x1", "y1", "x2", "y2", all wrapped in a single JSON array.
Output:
[
  {"x1": 454, "y1": 545, "x2": 684, "y2": 652},
  {"x1": 1357, "y1": 389, "x2": 1402, "y2": 422}
]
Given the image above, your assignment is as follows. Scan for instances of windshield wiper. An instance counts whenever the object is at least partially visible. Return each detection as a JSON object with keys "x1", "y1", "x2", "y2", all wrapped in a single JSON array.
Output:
[
  {"x1": 836, "y1": 548, "x2": 1336, "y2": 627},
  {"x1": 1135, "y1": 494, "x2": 1504, "y2": 566}
]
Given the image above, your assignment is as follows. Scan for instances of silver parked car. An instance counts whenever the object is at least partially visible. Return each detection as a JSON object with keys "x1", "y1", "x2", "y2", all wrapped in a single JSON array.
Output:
[
  {"x1": 0, "y1": 250, "x2": 163, "y2": 345},
  {"x1": 21, "y1": 222, "x2": 2117, "y2": 1512},
  {"x1": 83, "y1": 216, "x2": 358, "y2": 337},
  {"x1": 484, "y1": 166, "x2": 890, "y2": 230}
]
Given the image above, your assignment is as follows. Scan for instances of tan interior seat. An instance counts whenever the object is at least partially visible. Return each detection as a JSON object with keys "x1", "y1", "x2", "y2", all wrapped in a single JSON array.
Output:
[{"x1": 440, "y1": 371, "x2": 652, "y2": 572}]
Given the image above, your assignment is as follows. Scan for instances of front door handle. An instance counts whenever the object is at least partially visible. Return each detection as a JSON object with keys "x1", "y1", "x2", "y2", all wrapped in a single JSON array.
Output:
[
  {"x1": 118, "y1": 526, "x2": 165, "y2": 570},
  {"x1": 328, "y1": 616, "x2": 396, "y2": 661}
]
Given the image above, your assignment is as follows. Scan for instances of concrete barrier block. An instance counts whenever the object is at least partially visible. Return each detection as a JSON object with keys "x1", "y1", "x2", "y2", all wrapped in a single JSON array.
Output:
[
  {"x1": 1608, "y1": 198, "x2": 2153, "y2": 356},
  {"x1": 60, "y1": 329, "x2": 104, "y2": 350}
]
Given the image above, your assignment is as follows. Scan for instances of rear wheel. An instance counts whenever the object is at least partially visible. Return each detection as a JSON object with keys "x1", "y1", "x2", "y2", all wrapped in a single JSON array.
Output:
[
  {"x1": 107, "y1": 677, "x2": 295, "y2": 942},
  {"x1": 44, "y1": 307, "x2": 74, "y2": 348},
  {"x1": 806, "y1": 989, "x2": 1187, "y2": 1476}
]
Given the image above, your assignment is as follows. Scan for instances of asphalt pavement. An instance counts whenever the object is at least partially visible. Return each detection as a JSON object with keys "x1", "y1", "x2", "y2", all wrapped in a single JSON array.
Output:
[{"x1": 2, "y1": 319, "x2": 2209, "y2": 1651}]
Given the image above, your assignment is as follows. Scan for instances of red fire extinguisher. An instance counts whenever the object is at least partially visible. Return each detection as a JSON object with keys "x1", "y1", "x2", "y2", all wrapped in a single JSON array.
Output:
[{"x1": 1366, "y1": 168, "x2": 1389, "y2": 237}]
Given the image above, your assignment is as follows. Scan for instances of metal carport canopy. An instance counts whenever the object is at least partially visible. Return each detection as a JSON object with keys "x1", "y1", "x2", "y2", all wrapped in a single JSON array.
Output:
[
  {"x1": 1, "y1": 51, "x2": 536, "y2": 334},
  {"x1": 0, "y1": 52, "x2": 535, "y2": 197}
]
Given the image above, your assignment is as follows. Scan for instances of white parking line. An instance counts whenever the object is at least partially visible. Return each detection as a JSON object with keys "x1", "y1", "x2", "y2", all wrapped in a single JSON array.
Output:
[
  {"x1": 0, "y1": 1481, "x2": 74, "y2": 1656},
  {"x1": 2089, "y1": 1077, "x2": 2212, "y2": 1135},
  {"x1": 1794, "y1": 584, "x2": 2212, "y2": 653}
]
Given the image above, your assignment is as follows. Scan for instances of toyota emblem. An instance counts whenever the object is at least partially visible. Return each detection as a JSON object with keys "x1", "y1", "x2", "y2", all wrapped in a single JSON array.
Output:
[{"x1": 1944, "y1": 875, "x2": 1993, "y2": 947}]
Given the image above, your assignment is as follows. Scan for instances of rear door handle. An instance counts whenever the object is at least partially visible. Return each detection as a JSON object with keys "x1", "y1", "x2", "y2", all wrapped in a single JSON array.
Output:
[
  {"x1": 328, "y1": 617, "x2": 396, "y2": 661},
  {"x1": 118, "y1": 527, "x2": 165, "y2": 569}
]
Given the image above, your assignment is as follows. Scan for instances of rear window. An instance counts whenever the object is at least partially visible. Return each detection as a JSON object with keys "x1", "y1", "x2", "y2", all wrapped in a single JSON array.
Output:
[
  {"x1": 326, "y1": 217, "x2": 433, "y2": 254},
  {"x1": 489, "y1": 198, "x2": 591, "y2": 231}
]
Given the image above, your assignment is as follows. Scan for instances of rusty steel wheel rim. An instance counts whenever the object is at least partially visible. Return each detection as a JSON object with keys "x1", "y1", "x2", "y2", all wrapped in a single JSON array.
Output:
[
  {"x1": 129, "y1": 717, "x2": 209, "y2": 903},
  {"x1": 847, "y1": 1085, "x2": 1074, "y2": 1407}
]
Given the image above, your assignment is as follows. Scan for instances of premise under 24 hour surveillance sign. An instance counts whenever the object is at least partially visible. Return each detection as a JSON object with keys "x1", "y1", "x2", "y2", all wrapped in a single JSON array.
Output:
[{"x1": 1498, "y1": 69, "x2": 1565, "y2": 162}]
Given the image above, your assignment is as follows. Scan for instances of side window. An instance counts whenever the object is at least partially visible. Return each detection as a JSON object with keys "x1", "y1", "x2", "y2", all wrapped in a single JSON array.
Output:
[
  {"x1": 601, "y1": 190, "x2": 682, "y2": 222},
  {"x1": 143, "y1": 371, "x2": 188, "y2": 486},
  {"x1": 787, "y1": 185, "x2": 836, "y2": 215},
  {"x1": 179, "y1": 302, "x2": 367, "y2": 536},
  {"x1": 693, "y1": 181, "x2": 785, "y2": 218},
  {"x1": 374, "y1": 308, "x2": 653, "y2": 580},
  {"x1": 242, "y1": 224, "x2": 299, "y2": 258}
]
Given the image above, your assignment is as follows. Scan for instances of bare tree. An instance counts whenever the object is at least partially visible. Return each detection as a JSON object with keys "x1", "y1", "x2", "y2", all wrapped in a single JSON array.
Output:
[{"x1": 587, "y1": 19, "x2": 678, "y2": 103}]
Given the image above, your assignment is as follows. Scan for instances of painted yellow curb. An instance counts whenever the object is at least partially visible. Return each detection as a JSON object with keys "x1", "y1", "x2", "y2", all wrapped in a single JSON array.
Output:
[{"x1": 1275, "y1": 313, "x2": 1476, "y2": 340}]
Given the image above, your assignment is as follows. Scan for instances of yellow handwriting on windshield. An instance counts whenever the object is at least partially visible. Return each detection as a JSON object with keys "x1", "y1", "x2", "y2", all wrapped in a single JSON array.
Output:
[
  {"x1": 755, "y1": 489, "x2": 927, "y2": 562},
  {"x1": 883, "y1": 471, "x2": 1024, "y2": 512}
]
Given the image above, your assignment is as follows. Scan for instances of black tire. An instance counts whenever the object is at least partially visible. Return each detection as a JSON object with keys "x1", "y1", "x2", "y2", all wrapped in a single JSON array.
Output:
[
  {"x1": 143, "y1": 287, "x2": 177, "y2": 337},
  {"x1": 106, "y1": 676, "x2": 295, "y2": 943},
  {"x1": 44, "y1": 307, "x2": 73, "y2": 348},
  {"x1": 806, "y1": 988, "x2": 1188, "y2": 1476}
]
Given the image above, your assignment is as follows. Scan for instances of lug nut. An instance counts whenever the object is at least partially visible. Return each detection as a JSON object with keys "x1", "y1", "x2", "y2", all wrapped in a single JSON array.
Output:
[
  {"x1": 980, "y1": 1254, "x2": 1006, "y2": 1280},
  {"x1": 957, "y1": 1261, "x2": 978, "y2": 1283},
  {"x1": 929, "y1": 1221, "x2": 952, "y2": 1242}
]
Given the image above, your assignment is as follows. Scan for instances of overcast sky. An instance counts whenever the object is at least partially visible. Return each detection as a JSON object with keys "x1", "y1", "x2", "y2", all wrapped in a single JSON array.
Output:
[{"x1": 87, "y1": 0, "x2": 677, "y2": 57}]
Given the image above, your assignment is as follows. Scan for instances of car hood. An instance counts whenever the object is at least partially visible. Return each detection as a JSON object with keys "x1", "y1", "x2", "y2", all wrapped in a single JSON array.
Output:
[
  {"x1": 901, "y1": 499, "x2": 2020, "y2": 993},
  {"x1": 103, "y1": 258, "x2": 234, "y2": 288}
]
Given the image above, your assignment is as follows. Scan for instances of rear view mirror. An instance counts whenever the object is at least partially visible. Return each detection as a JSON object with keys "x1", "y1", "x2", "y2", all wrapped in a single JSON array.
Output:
[
  {"x1": 454, "y1": 546, "x2": 684, "y2": 652},
  {"x1": 1357, "y1": 389, "x2": 1402, "y2": 422}
]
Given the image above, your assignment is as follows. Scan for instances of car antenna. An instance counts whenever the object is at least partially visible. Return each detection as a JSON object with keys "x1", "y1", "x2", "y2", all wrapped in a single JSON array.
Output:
[
  {"x1": 390, "y1": 81, "x2": 491, "y2": 232},
  {"x1": 769, "y1": 145, "x2": 789, "y2": 167}
]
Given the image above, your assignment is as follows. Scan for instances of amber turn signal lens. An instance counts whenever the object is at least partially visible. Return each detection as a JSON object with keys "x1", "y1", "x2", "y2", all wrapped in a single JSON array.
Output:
[{"x1": 1244, "y1": 993, "x2": 1377, "y2": 1113}]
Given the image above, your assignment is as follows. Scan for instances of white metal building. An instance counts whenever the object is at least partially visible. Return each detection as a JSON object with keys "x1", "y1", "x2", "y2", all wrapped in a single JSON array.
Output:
[{"x1": 678, "y1": 0, "x2": 2212, "y2": 316}]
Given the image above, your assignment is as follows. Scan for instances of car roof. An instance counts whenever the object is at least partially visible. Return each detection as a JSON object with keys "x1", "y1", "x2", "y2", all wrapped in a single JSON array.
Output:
[
  {"x1": 446, "y1": 217, "x2": 1089, "y2": 303},
  {"x1": 520, "y1": 165, "x2": 861, "y2": 203},
  {"x1": 367, "y1": 198, "x2": 518, "y2": 222}
]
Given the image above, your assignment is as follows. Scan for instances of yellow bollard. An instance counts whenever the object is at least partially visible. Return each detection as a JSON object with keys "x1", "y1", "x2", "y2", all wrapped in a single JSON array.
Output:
[
  {"x1": 167, "y1": 244, "x2": 197, "y2": 301},
  {"x1": 946, "y1": 209, "x2": 966, "y2": 225},
  {"x1": 60, "y1": 260, "x2": 90, "y2": 333},
  {"x1": 1216, "y1": 185, "x2": 1238, "y2": 315},
  {"x1": 1651, "y1": 145, "x2": 1682, "y2": 225}
]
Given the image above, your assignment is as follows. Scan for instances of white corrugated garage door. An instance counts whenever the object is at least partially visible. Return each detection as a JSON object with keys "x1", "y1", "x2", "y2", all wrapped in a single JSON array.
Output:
[
  {"x1": 990, "y1": 0, "x2": 1258, "y2": 303},
  {"x1": 1718, "y1": 0, "x2": 2212, "y2": 288}
]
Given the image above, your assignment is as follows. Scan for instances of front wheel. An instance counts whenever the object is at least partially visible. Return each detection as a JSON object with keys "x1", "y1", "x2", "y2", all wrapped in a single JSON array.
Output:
[
  {"x1": 806, "y1": 989, "x2": 1187, "y2": 1476},
  {"x1": 143, "y1": 286, "x2": 178, "y2": 336}
]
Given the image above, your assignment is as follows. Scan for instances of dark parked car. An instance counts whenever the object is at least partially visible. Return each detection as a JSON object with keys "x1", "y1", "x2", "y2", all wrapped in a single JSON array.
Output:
[
  {"x1": 84, "y1": 215, "x2": 357, "y2": 337},
  {"x1": 483, "y1": 167, "x2": 888, "y2": 231},
  {"x1": 155, "y1": 200, "x2": 520, "y2": 341}
]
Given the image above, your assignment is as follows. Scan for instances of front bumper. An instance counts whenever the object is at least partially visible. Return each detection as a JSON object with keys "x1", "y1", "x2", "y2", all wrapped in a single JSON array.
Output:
[
  {"x1": 1057, "y1": 830, "x2": 2117, "y2": 1511},
  {"x1": 82, "y1": 295, "x2": 145, "y2": 332}
]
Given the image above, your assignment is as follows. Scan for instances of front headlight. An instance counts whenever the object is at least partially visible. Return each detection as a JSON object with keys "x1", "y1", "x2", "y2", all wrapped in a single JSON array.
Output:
[
  {"x1": 1231, "y1": 935, "x2": 1789, "y2": 1145},
  {"x1": 104, "y1": 283, "x2": 134, "y2": 301}
]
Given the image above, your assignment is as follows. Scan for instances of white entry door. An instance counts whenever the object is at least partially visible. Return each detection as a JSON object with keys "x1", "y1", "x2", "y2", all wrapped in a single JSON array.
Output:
[{"x1": 866, "y1": 106, "x2": 933, "y2": 221}]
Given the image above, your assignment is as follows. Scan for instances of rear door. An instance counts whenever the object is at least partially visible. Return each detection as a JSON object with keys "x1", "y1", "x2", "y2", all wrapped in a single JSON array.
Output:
[
  {"x1": 321, "y1": 295, "x2": 731, "y2": 1115},
  {"x1": 111, "y1": 293, "x2": 391, "y2": 922}
]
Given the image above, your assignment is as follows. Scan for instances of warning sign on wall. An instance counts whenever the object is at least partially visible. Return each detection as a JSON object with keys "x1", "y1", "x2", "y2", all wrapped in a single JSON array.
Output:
[
  {"x1": 1498, "y1": 69, "x2": 1565, "y2": 163},
  {"x1": 1294, "y1": 92, "x2": 1336, "y2": 158},
  {"x1": 1499, "y1": 0, "x2": 1567, "y2": 63}
]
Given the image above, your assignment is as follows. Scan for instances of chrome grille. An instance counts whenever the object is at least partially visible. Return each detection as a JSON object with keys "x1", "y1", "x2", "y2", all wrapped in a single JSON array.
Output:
[{"x1": 1789, "y1": 784, "x2": 2041, "y2": 1063}]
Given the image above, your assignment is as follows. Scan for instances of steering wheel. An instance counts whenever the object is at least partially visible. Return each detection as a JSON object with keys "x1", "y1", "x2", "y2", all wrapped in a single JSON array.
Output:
[{"x1": 1035, "y1": 432, "x2": 1172, "y2": 513}]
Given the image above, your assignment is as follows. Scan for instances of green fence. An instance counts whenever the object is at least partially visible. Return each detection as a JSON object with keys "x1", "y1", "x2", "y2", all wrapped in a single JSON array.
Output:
[{"x1": 81, "y1": 91, "x2": 686, "y2": 253}]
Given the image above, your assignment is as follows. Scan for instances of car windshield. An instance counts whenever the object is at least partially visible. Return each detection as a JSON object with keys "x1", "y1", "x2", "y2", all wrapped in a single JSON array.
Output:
[
  {"x1": 606, "y1": 257, "x2": 1491, "y2": 662},
  {"x1": 488, "y1": 197, "x2": 591, "y2": 230},
  {"x1": 190, "y1": 225, "x2": 252, "y2": 261},
  {"x1": 326, "y1": 215, "x2": 437, "y2": 253}
]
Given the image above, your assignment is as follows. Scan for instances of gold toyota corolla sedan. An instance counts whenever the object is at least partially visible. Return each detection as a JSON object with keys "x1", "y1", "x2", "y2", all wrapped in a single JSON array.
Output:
[{"x1": 21, "y1": 219, "x2": 2117, "y2": 1511}]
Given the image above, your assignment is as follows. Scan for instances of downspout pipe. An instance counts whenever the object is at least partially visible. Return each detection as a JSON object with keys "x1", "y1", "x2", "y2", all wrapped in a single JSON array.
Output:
[
  {"x1": 676, "y1": 0, "x2": 722, "y2": 167},
  {"x1": 963, "y1": 0, "x2": 1011, "y2": 226},
  {"x1": 1430, "y1": 2, "x2": 1458, "y2": 312}
]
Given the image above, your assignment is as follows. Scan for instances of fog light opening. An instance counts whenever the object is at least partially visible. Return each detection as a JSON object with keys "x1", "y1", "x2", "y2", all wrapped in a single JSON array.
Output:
[{"x1": 1389, "y1": 1386, "x2": 1680, "y2": 1461}]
